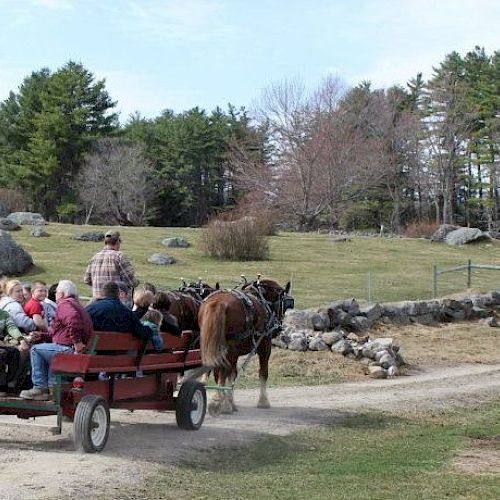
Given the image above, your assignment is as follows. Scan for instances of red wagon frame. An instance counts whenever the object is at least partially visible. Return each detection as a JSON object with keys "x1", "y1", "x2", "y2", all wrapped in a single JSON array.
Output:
[{"x1": 0, "y1": 330, "x2": 207, "y2": 452}]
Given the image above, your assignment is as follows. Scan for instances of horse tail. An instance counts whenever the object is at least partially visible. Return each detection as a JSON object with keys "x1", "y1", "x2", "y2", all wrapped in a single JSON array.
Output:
[{"x1": 199, "y1": 301, "x2": 227, "y2": 368}]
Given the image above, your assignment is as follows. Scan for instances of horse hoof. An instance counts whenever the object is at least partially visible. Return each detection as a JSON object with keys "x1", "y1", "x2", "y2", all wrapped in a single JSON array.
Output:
[
  {"x1": 257, "y1": 400, "x2": 270, "y2": 409},
  {"x1": 208, "y1": 402, "x2": 221, "y2": 417},
  {"x1": 231, "y1": 405, "x2": 238, "y2": 412}
]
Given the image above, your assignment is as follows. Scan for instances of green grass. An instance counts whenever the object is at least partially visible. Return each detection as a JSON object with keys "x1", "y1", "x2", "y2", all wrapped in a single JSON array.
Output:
[
  {"x1": 128, "y1": 401, "x2": 500, "y2": 500},
  {"x1": 9, "y1": 223, "x2": 500, "y2": 308}
]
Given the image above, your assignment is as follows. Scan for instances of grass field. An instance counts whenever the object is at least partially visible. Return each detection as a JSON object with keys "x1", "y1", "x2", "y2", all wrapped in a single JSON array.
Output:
[
  {"x1": 9, "y1": 223, "x2": 500, "y2": 309},
  {"x1": 128, "y1": 400, "x2": 500, "y2": 500}
]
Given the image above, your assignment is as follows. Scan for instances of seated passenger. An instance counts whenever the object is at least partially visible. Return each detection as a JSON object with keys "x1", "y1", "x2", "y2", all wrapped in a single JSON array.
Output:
[
  {"x1": 132, "y1": 288, "x2": 155, "y2": 320},
  {"x1": 0, "y1": 309, "x2": 30, "y2": 396},
  {"x1": 43, "y1": 283, "x2": 58, "y2": 327},
  {"x1": 141, "y1": 309, "x2": 164, "y2": 352},
  {"x1": 23, "y1": 281, "x2": 49, "y2": 331},
  {"x1": 0, "y1": 280, "x2": 38, "y2": 333},
  {"x1": 116, "y1": 281, "x2": 132, "y2": 309},
  {"x1": 21, "y1": 283, "x2": 32, "y2": 306},
  {"x1": 19, "y1": 280, "x2": 93, "y2": 401},
  {"x1": 86, "y1": 282, "x2": 154, "y2": 341}
]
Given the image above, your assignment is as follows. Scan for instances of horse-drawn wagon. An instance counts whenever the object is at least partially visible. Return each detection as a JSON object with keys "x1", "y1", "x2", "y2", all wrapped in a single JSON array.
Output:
[{"x1": 0, "y1": 330, "x2": 207, "y2": 452}]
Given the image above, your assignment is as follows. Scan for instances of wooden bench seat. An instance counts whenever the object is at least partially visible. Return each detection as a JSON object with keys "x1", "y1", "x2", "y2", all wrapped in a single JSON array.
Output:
[{"x1": 51, "y1": 330, "x2": 202, "y2": 376}]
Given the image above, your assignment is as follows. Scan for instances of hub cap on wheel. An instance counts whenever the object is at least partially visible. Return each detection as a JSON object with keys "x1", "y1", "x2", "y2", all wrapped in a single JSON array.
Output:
[
  {"x1": 91, "y1": 405, "x2": 108, "y2": 447},
  {"x1": 191, "y1": 389, "x2": 204, "y2": 425}
]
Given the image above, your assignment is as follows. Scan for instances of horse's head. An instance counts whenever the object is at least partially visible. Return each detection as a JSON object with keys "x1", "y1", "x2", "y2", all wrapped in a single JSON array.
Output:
[
  {"x1": 179, "y1": 280, "x2": 219, "y2": 300},
  {"x1": 243, "y1": 278, "x2": 294, "y2": 319}
]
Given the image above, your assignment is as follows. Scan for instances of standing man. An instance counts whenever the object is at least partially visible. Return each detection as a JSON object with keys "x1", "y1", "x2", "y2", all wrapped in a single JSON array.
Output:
[{"x1": 83, "y1": 230, "x2": 139, "y2": 299}]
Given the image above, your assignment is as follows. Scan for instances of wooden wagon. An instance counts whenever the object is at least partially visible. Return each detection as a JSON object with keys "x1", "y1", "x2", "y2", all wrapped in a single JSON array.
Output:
[{"x1": 0, "y1": 330, "x2": 207, "y2": 452}]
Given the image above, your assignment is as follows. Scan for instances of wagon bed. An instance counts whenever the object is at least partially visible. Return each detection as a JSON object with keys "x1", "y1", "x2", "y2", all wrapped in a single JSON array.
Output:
[{"x1": 0, "y1": 330, "x2": 207, "y2": 452}]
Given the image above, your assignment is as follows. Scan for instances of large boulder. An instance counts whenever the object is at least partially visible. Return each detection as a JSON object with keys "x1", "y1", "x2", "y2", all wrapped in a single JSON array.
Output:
[
  {"x1": 0, "y1": 218, "x2": 21, "y2": 231},
  {"x1": 430, "y1": 224, "x2": 459, "y2": 242},
  {"x1": 6, "y1": 212, "x2": 45, "y2": 225},
  {"x1": 162, "y1": 237, "x2": 190, "y2": 248},
  {"x1": 445, "y1": 227, "x2": 491, "y2": 246},
  {"x1": 0, "y1": 230, "x2": 33, "y2": 274},
  {"x1": 148, "y1": 253, "x2": 176, "y2": 265},
  {"x1": 73, "y1": 231, "x2": 105, "y2": 242}
]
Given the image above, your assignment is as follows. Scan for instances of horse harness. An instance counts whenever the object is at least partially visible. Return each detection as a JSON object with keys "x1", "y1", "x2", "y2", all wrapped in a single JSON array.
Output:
[{"x1": 209, "y1": 288, "x2": 281, "y2": 343}]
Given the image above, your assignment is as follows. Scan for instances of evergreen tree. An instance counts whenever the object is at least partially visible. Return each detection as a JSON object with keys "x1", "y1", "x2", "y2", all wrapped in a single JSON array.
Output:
[{"x1": 0, "y1": 62, "x2": 118, "y2": 217}]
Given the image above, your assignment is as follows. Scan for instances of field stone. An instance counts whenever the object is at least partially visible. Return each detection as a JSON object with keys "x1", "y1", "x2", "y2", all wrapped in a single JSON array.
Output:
[
  {"x1": 367, "y1": 366, "x2": 388, "y2": 379},
  {"x1": 288, "y1": 336, "x2": 308, "y2": 351},
  {"x1": 328, "y1": 308, "x2": 351, "y2": 328},
  {"x1": 320, "y1": 330, "x2": 343, "y2": 346},
  {"x1": 7, "y1": 212, "x2": 45, "y2": 225},
  {"x1": 272, "y1": 334, "x2": 291, "y2": 349},
  {"x1": 31, "y1": 226, "x2": 49, "y2": 237},
  {"x1": 0, "y1": 218, "x2": 21, "y2": 231},
  {"x1": 331, "y1": 339, "x2": 352, "y2": 355},
  {"x1": 308, "y1": 337, "x2": 329, "y2": 351},
  {"x1": 162, "y1": 237, "x2": 190, "y2": 248},
  {"x1": 73, "y1": 231, "x2": 105, "y2": 242},
  {"x1": 478, "y1": 316, "x2": 498, "y2": 327},
  {"x1": 378, "y1": 353, "x2": 396, "y2": 369},
  {"x1": 148, "y1": 253, "x2": 176, "y2": 265},
  {"x1": 430, "y1": 224, "x2": 459, "y2": 242},
  {"x1": 311, "y1": 311, "x2": 329, "y2": 331},
  {"x1": 348, "y1": 315, "x2": 371, "y2": 331},
  {"x1": 0, "y1": 230, "x2": 33, "y2": 274},
  {"x1": 359, "y1": 303, "x2": 382, "y2": 323},
  {"x1": 445, "y1": 227, "x2": 491, "y2": 246}
]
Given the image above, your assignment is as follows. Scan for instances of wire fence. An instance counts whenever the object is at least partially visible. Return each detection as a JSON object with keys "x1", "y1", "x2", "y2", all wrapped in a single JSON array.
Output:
[{"x1": 433, "y1": 260, "x2": 500, "y2": 299}]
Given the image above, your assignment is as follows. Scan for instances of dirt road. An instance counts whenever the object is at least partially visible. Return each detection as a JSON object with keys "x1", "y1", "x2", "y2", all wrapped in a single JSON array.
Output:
[{"x1": 1, "y1": 362, "x2": 500, "y2": 499}]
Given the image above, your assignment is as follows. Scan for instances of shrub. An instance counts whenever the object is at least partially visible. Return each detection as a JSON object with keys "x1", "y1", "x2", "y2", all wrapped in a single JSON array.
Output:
[
  {"x1": 201, "y1": 217, "x2": 269, "y2": 260},
  {"x1": 403, "y1": 221, "x2": 439, "y2": 239}
]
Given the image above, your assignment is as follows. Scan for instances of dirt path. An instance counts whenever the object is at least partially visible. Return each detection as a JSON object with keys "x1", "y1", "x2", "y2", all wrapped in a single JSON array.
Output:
[{"x1": 1, "y1": 362, "x2": 500, "y2": 499}]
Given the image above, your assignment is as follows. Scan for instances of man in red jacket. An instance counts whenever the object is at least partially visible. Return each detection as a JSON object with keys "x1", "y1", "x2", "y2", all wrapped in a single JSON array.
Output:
[{"x1": 20, "y1": 280, "x2": 93, "y2": 401}]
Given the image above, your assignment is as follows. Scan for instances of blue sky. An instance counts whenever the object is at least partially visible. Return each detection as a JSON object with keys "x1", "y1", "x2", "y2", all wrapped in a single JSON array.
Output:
[{"x1": 0, "y1": 0, "x2": 498, "y2": 123}]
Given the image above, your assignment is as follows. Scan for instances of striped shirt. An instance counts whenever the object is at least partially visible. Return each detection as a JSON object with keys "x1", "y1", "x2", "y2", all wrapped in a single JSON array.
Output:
[{"x1": 83, "y1": 248, "x2": 139, "y2": 299}]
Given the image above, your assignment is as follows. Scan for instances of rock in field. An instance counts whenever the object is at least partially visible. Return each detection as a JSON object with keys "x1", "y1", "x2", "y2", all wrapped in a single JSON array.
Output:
[
  {"x1": 0, "y1": 230, "x2": 33, "y2": 274},
  {"x1": 7, "y1": 212, "x2": 45, "y2": 225},
  {"x1": 148, "y1": 254, "x2": 176, "y2": 265}
]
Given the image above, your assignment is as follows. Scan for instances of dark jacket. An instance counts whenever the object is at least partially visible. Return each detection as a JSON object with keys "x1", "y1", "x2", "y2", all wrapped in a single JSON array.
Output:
[{"x1": 86, "y1": 297, "x2": 152, "y2": 340}]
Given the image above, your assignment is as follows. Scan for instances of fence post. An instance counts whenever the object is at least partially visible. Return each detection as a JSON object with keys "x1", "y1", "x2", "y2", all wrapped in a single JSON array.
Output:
[
  {"x1": 368, "y1": 271, "x2": 371, "y2": 305},
  {"x1": 467, "y1": 259, "x2": 472, "y2": 288},
  {"x1": 433, "y1": 264, "x2": 437, "y2": 299}
]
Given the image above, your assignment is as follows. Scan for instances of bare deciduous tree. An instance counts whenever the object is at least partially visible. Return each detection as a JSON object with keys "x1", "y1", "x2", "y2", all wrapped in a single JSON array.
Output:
[{"x1": 77, "y1": 138, "x2": 153, "y2": 225}]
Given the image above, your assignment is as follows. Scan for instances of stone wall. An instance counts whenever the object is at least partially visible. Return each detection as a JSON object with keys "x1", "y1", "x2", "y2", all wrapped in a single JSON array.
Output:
[{"x1": 274, "y1": 291, "x2": 500, "y2": 378}]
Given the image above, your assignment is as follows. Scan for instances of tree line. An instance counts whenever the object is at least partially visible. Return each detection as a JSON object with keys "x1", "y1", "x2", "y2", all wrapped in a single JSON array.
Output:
[{"x1": 0, "y1": 47, "x2": 498, "y2": 232}]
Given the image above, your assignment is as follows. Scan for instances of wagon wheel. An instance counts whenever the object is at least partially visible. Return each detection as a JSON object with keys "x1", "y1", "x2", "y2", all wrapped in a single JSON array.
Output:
[
  {"x1": 176, "y1": 380, "x2": 207, "y2": 430},
  {"x1": 73, "y1": 395, "x2": 110, "y2": 453}
]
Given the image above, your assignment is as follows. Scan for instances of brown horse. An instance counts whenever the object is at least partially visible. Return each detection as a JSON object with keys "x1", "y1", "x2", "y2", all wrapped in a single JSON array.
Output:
[
  {"x1": 198, "y1": 278, "x2": 293, "y2": 415},
  {"x1": 156, "y1": 282, "x2": 219, "y2": 332}
]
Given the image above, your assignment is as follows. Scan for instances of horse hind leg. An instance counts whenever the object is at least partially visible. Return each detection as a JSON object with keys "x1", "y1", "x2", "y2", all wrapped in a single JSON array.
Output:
[
  {"x1": 219, "y1": 368, "x2": 234, "y2": 415},
  {"x1": 208, "y1": 368, "x2": 222, "y2": 417},
  {"x1": 257, "y1": 341, "x2": 271, "y2": 409},
  {"x1": 227, "y1": 370, "x2": 238, "y2": 412}
]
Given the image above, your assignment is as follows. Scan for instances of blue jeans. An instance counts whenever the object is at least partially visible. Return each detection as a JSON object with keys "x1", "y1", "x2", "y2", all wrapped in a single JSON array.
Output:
[{"x1": 30, "y1": 343, "x2": 73, "y2": 389}]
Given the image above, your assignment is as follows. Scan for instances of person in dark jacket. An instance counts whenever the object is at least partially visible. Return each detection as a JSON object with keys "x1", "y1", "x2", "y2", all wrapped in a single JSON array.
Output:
[{"x1": 86, "y1": 282, "x2": 155, "y2": 342}]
